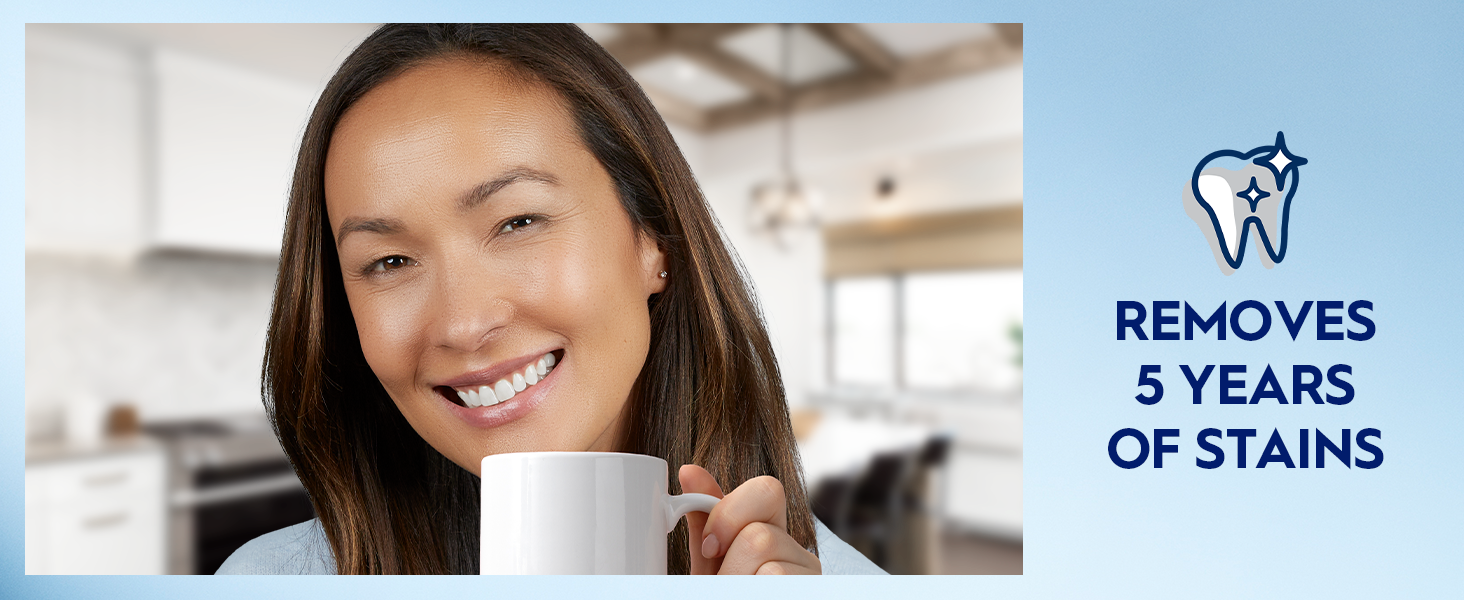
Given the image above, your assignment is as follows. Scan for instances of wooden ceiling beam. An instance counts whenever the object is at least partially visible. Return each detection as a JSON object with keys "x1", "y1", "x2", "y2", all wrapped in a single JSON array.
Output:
[
  {"x1": 605, "y1": 23, "x2": 1024, "y2": 132},
  {"x1": 604, "y1": 23, "x2": 783, "y2": 104},
  {"x1": 898, "y1": 35, "x2": 1020, "y2": 83},
  {"x1": 666, "y1": 23, "x2": 757, "y2": 45},
  {"x1": 603, "y1": 39, "x2": 670, "y2": 68},
  {"x1": 614, "y1": 23, "x2": 662, "y2": 40},
  {"x1": 602, "y1": 23, "x2": 758, "y2": 68},
  {"x1": 705, "y1": 35, "x2": 1020, "y2": 131},
  {"x1": 993, "y1": 23, "x2": 1023, "y2": 49},
  {"x1": 601, "y1": 24, "x2": 672, "y2": 67},
  {"x1": 806, "y1": 23, "x2": 898, "y2": 75},
  {"x1": 640, "y1": 86, "x2": 708, "y2": 130},
  {"x1": 680, "y1": 44, "x2": 786, "y2": 102}
]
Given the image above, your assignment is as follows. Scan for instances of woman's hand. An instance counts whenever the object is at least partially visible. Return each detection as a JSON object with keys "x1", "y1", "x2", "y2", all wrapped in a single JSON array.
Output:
[{"x1": 678, "y1": 464, "x2": 822, "y2": 575}]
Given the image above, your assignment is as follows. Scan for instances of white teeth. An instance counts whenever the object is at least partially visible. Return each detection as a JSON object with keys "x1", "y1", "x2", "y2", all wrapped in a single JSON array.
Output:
[{"x1": 454, "y1": 353, "x2": 559, "y2": 407}]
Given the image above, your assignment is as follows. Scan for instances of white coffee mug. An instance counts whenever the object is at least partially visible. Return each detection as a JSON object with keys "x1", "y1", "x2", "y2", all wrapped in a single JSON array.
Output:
[{"x1": 479, "y1": 452, "x2": 720, "y2": 574}]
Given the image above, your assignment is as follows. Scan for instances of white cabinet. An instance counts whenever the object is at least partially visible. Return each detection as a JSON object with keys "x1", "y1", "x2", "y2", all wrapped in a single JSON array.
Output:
[
  {"x1": 24, "y1": 28, "x2": 149, "y2": 257},
  {"x1": 24, "y1": 26, "x2": 319, "y2": 259},
  {"x1": 152, "y1": 49, "x2": 317, "y2": 256},
  {"x1": 938, "y1": 403, "x2": 1022, "y2": 538},
  {"x1": 945, "y1": 448, "x2": 1022, "y2": 538},
  {"x1": 24, "y1": 469, "x2": 43, "y2": 574},
  {"x1": 25, "y1": 450, "x2": 168, "y2": 575}
]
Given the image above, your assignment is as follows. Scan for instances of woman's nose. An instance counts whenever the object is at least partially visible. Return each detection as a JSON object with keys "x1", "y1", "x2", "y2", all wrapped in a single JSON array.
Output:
[{"x1": 427, "y1": 261, "x2": 513, "y2": 353}]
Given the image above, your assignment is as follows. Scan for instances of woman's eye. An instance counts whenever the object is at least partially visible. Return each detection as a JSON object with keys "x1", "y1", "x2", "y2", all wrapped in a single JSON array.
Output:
[
  {"x1": 499, "y1": 216, "x2": 536, "y2": 233},
  {"x1": 369, "y1": 255, "x2": 415, "y2": 273}
]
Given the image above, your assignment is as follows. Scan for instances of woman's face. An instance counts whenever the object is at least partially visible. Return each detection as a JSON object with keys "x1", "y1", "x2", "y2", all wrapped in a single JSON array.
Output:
[{"x1": 324, "y1": 58, "x2": 665, "y2": 475}]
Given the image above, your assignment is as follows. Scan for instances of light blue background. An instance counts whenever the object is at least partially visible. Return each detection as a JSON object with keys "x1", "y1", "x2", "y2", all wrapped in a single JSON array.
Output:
[
  {"x1": 6, "y1": 1, "x2": 1463, "y2": 597},
  {"x1": 1025, "y1": 0, "x2": 1464, "y2": 595}
]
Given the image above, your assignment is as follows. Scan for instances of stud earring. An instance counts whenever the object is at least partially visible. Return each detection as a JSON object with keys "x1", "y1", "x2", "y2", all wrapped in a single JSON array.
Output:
[{"x1": 659, "y1": 271, "x2": 668, "y2": 279}]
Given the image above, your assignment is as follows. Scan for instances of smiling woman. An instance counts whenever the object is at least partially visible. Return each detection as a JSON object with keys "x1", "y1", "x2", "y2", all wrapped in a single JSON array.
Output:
[
  {"x1": 325, "y1": 59, "x2": 664, "y2": 461},
  {"x1": 221, "y1": 24, "x2": 880, "y2": 575}
]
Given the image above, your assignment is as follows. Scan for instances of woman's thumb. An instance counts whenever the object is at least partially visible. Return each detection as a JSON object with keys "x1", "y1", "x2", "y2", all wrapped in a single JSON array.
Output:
[{"x1": 677, "y1": 464, "x2": 724, "y2": 575}]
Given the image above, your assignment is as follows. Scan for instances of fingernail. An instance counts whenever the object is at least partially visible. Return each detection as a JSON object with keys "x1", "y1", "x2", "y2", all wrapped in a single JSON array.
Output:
[{"x1": 700, "y1": 534, "x2": 719, "y2": 559}]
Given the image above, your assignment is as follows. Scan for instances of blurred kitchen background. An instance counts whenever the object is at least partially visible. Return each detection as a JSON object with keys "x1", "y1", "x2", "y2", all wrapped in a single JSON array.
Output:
[{"x1": 24, "y1": 23, "x2": 1022, "y2": 575}]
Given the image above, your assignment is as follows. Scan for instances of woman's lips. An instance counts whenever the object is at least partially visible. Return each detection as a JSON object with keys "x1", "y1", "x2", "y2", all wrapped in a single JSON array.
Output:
[
  {"x1": 437, "y1": 349, "x2": 562, "y2": 391},
  {"x1": 434, "y1": 350, "x2": 564, "y2": 430},
  {"x1": 442, "y1": 351, "x2": 558, "y2": 408}
]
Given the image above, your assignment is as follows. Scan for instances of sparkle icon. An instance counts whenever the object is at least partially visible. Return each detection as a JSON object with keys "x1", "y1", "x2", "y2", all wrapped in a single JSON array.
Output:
[
  {"x1": 1252, "y1": 131, "x2": 1308, "y2": 191},
  {"x1": 1235, "y1": 177, "x2": 1270, "y2": 212}
]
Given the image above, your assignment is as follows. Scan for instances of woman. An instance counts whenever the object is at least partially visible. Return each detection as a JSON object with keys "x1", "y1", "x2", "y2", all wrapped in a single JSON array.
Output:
[{"x1": 218, "y1": 24, "x2": 882, "y2": 575}]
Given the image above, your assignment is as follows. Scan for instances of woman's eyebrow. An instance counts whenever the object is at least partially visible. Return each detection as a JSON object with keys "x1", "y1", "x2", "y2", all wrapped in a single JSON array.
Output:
[
  {"x1": 336, "y1": 217, "x2": 405, "y2": 247},
  {"x1": 459, "y1": 167, "x2": 560, "y2": 210}
]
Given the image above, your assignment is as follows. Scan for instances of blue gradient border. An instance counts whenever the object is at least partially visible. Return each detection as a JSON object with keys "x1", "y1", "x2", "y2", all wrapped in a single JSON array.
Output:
[{"x1": 9, "y1": 1, "x2": 1464, "y2": 598}]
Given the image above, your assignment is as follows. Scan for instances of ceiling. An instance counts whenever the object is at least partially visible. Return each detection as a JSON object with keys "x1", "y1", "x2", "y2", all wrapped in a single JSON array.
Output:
[
  {"x1": 588, "y1": 23, "x2": 1023, "y2": 131},
  {"x1": 31, "y1": 23, "x2": 1021, "y2": 133},
  {"x1": 34, "y1": 23, "x2": 379, "y2": 88}
]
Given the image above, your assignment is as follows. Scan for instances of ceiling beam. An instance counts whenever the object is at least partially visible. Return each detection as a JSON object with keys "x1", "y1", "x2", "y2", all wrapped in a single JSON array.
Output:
[
  {"x1": 993, "y1": 23, "x2": 1023, "y2": 49},
  {"x1": 899, "y1": 34, "x2": 1020, "y2": 83},
  {"x1": 602, "y1": 23, "x2": 783, "y2": 103},
  {"x1": 604, "y1": 23, "x2": 1024, "y2": 132},
  {"x1": 806, "y1": 23, "x2": 898, "y2": 75},
  {"x1": 680, "y1": 44, "x2": 786, "y2": 102},
  {"x1": 640, "y1": 86, "x2": 708, "y2": 130},
  {"x1": 601, "y1": 23, "x2": 758, "y2": 68},
  {"x1": 705, "y1": 35, "x2": 1021, "y2": 131},
  {"x1": 600, "y1": 25, "x2": 670, "y2": 66},
  {"x1": 614, "y1": 23, "x2": 661, "y2": 40},
  {"x1": 666, "y1": 23, "x2": 757, "y2": 46}
]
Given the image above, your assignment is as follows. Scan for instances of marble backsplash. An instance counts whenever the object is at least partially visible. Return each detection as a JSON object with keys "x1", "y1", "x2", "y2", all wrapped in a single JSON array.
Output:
[{"x1": 26, "y1": 252, "x2": 280, "y2": 429}]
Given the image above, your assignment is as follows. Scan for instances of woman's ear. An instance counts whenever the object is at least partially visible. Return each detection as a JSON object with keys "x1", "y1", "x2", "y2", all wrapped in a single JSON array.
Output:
[{"x1": 638, "y1": 232, "x2": 667, "y2": 295}]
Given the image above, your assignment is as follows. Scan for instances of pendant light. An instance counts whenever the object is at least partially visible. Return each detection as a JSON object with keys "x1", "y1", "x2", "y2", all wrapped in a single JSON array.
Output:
[{"x1": 750, "y1": 23, "x2": 818, "y2": 247}]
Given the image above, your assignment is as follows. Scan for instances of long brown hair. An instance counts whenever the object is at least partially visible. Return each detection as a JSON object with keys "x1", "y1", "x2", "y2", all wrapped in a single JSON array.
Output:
[{"x1": 263, "y1": 23, "x2": 814, "y2": 575}]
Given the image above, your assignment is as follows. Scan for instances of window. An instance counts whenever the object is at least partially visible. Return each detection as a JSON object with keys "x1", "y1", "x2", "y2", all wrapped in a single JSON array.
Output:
[
  {"x1": 830, "y1": 276, "x2": 897, "y2": 387},
  {"x1": 828, "y1": 269, "x2": 1022, "y2": 394}
]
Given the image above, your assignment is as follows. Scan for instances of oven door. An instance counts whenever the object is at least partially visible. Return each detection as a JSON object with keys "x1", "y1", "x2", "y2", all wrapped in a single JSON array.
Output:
[{"x1": 181, "y1": 460, "x2": 315, "y2": 574}]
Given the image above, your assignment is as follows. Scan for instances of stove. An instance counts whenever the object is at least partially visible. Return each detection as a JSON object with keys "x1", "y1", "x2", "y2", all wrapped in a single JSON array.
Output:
[{"x1": 142, "y1": 415, "x2": 314, "y2": 575}]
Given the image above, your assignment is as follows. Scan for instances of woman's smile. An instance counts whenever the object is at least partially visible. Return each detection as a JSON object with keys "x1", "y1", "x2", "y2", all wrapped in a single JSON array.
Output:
[
  {"x1": 437, "y1": 349, "x2": 559, "y2": 409},
  {"x1": 324, "y1": 57, "x2": 666, "y2": 474},
  {"x1": 428, "y1": 349, "x2": 564, "y2": 429}
]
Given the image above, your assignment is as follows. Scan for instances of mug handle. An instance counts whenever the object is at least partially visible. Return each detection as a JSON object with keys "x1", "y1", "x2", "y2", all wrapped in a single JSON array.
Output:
[{"x1": 664, "y1": 493, "x2": 721, "y2": 534}]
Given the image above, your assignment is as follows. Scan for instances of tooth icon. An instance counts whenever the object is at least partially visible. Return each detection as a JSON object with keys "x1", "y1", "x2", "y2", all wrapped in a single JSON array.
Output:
[{"x1": 1182, "y1": 132, "x2": 1308, "y2": 274}]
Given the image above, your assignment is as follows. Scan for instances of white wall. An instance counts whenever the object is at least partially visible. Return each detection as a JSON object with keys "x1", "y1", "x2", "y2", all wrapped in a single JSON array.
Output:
[{"x1": 686, "y1": 65, "x2": 1024, "y2": 407}]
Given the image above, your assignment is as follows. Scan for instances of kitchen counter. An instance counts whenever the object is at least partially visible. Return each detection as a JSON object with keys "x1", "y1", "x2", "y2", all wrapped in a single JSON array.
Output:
[{"x1": 25, "y1": 434, "x2": 165, "y2": 466}]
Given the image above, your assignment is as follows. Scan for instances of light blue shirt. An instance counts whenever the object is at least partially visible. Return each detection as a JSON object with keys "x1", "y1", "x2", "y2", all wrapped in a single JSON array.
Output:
[{"x1": 217, "y1": 517, "x2": 886, "y2": 575}]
